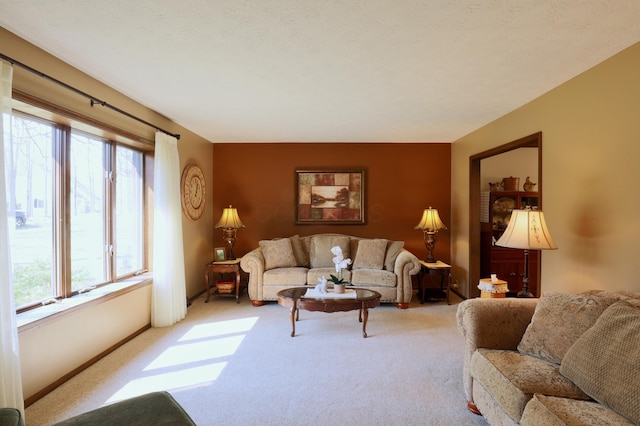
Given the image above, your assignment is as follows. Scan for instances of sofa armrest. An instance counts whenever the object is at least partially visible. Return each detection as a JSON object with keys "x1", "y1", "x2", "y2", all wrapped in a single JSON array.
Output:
[
  {"x1": 456, "y1": 297, "x2": 538, "y2": 405},
  {"x1": 393, "y1": 249, "x2": 421, "y2": 305},
  {"x1": 240, "y1": 247, "x2": 265, "y2": 302}
]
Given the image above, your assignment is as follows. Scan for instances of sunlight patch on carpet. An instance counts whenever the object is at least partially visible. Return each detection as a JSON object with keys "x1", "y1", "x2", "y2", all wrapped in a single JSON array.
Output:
[
  {"x1": 144, "y1": 335, "x2": 245, "y2": 370},
  {"x1": 106, "y1": 362, "x2": 226, "y2": 403},
  {"x1": 178, "y1": 317, "x2": 259, "y2": 341},
  {"x1": 105, "y1": 318, "x2": 259, "y2": 404}
]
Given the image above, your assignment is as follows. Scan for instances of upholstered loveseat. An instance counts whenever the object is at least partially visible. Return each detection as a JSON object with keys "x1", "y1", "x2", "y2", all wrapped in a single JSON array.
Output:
[
  {"x1": 240, "y1": 234, "x2": 421, "y2": 308},
  {"x1": 457, "y1": 290, "x2": 640, "y2": 425}
]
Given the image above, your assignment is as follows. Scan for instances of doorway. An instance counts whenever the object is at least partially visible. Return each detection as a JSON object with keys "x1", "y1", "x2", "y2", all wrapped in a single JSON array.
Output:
[{"x1": 468, "y1": 132, "x2": 542, "y2": 298}]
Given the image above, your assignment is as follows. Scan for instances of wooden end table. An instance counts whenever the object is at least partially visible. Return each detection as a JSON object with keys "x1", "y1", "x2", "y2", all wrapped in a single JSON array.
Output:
[
  {"x1": 417, "y1": 260, "x2": 452, "y2": 304},
  {"x1": 277, "y1": 287, "x2": 381, "y2": 338},
  {"x1": 204, "y1": 259, "x2": 242, "y2": 303}
]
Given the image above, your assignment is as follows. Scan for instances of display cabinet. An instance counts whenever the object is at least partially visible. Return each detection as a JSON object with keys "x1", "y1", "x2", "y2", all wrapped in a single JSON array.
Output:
[{"x1": 481, "y1": 191, "x2": 540, "y2": 296}]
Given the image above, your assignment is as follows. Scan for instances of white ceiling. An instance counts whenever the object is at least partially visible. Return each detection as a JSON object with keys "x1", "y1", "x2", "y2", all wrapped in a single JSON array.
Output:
[{"x1": 1, "y1": 1, "x2": 639, "y2": 143}]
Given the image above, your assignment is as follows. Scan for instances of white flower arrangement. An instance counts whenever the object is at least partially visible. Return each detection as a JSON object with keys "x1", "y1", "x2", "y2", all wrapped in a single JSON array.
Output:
[{"x1": 327, "y1": 245, "x2": 352, "y2": 286}]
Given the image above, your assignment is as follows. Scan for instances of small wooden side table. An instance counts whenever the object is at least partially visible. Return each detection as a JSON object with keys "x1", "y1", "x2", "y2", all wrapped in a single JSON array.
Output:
[
  {"x1": 417, "y1": 260, "x2": 451, "y2": 304},
  {"x1": 204, "y1": 259, "x2": 242, "y2": 303}
]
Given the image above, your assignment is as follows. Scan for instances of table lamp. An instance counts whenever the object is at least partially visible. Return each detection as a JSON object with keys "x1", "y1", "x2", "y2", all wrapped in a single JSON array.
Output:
[
  {"x1": 415, "y1": 207, "x2": 447, "y2": 263},
  {"x1": 495, "y1": 207, "x2": 557, "y2": 297},
  {"x1": 215, "y1": 205, "x2": 245, "y2": 260}
]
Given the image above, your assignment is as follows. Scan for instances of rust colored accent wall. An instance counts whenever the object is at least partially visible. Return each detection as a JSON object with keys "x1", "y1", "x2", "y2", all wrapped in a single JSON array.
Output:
[{"x1": 212, "y1": 143, "x2": 451, "y2": 262}]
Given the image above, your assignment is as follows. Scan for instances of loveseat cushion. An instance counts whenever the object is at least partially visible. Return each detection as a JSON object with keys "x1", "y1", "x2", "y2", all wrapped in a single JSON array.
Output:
[
  {"x1": 520, "y1": 394, "x2": 634, "y2": 426},
  {"x1": 560, "y1": 299, "x2": 640, "y2": 425},
  {"x1": 517, "y1": 291, "x2": 626, "y2": 364},
  {"x1": 259, "y1": 238, "x2": 297, "y2": 270},
  {"x1": 471, "y1": 349, "x2": 590, "y2": 422},
  {"x1": 352, "y1": 238, "x2": 387, "y2": 270},
  {"x1": 309, "y1": 235, "x2": 350, "y2": 268}
]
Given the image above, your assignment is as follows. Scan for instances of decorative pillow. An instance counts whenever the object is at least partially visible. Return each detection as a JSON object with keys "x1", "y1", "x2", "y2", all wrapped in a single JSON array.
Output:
[
  {"x1": 560, "y1": 300, "x2": 640, "y2": 425},
  {"x1": 289, "y1": 235, "x2": 309, "y2": 267},
  {"x1": 384, "y1": 240, "x2": 404, "y2": 271},
  {"x1": 353, "y1": 239, "x2": 387, "y2": 270},
  {"x1": 309, "y1": 235, "x2": 350, "y2": 268},
  {"x1": 517, "y1": 291, "x2": 626, "y2": 364},
  {"x1": 259, "y1": 238, "x2": 296, "y2": 270}
]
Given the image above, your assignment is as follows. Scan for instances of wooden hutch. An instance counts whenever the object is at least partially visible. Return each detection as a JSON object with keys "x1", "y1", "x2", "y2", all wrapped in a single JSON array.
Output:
[{"x1": 480, "y1": 191, "x2": 540, "y2": 296}]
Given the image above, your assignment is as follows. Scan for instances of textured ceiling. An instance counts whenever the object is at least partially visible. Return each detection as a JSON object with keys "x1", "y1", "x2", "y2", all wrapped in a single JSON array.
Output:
[{"x1": 1, "y1": 1, "x2": 639, "y2": 143}]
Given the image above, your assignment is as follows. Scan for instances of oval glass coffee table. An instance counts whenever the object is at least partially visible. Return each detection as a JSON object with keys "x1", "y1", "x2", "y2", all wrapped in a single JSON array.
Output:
[{"x1": 277, "y1": 287, "x2": 381, "y2": 338}]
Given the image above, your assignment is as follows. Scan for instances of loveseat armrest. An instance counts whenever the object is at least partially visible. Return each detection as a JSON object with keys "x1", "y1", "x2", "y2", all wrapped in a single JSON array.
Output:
[
  {"x1": 456, "y1": 297, "x2": 538, "y2": 405},
  {"x1": 457, "y1": 298, "x2": 538, "y2": 350},
  {"x1": 240, "y1": 247, "x2": 265, "y2": 303}
]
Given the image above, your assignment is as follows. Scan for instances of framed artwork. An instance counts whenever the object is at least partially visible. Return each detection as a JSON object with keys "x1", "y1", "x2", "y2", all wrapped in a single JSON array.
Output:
[
  {"x1": 214, "y1": 247, "x2": 226, "y2": 262},
  {"x1": 296, "y1": 168, "x2": 366, "y2": 224}
]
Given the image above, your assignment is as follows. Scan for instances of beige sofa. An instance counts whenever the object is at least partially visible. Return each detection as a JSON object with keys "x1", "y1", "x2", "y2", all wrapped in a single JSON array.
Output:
[
  {"x1": 240, "y1": 233, "x2": 421, "y2": 308},
  {"x1": 456, "y1": 290, "x2": 640, "y2": 425}
]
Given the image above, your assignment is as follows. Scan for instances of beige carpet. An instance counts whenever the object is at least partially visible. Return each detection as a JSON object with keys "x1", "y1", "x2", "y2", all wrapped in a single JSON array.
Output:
[{"x1": 26, "y1": 291, "x2": 488, "y2": 425}]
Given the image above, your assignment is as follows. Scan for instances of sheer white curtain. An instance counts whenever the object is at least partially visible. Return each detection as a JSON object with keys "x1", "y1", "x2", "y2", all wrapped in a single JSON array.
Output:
[
  {"x1": 152, "y1": 131, "x2": 187, "y2": 327},
  {"x1": 0, "y1": 60, "x2": 24, "y2": 412}
]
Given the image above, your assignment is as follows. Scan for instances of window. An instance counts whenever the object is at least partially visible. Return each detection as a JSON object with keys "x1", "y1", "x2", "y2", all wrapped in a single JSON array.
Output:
[{"x1": 6, "y1": 108, "x2": 147, "y2": 311}]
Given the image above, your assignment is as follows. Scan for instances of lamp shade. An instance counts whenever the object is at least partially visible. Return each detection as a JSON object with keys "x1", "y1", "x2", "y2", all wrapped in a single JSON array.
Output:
[
  {"x1": 215, "y1": 205, "x2": 245, "y2": 229},
  {"x1": 414, "y1": 207, "x2": 447, "y2": 231},
  {"x1": 496, "y1": 208, "x2": 557, "y2": 250}
]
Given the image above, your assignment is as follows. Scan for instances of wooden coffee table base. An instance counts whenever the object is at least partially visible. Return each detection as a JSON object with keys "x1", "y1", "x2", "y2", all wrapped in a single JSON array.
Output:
[{"x1": 277, "y1": 287, "x2": 381, "y2": 338}]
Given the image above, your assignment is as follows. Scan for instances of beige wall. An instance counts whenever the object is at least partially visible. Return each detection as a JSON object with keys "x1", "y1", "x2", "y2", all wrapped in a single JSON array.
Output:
[
  {"x1": 452, "y1": 42, "x2": 640, "y2": 297},
  {"x1": 2, "y1": 27, "x2": 214, "y2": 401}
]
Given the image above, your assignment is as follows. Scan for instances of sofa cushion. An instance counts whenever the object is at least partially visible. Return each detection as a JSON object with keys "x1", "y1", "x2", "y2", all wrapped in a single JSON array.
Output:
[
  {"x1": 517, "y1": 291, "x2": 625, "y2": 364},
  {"x1": 471, "y1": 349, "x2": 590, "y2": 422},
  {"x1": 521, "y1": 394, "x2": 634, "y2": 426},
  {"x1": 263, "y1": 267, "x2": 308, "y2": 286},
  {"x1": 309, "y1": 235, "x2": 350, "y2": 268},
  {"x1": 307, "y1": 268, "x2": 351, "y2": 286},
  {"x1": 259, "y1": 238, "x2": 297, "y2": 270},
  {"x1": 289, "y1": 234, "x2": 309, "y2": 267},
  {"x1": 351, "y1": 269, "x2": 396, "y2": 287},
  {"x1": 352, "y1": 239, "x2": 387, "y2": 270},
  {"x1": 384, "y1": 240, "x2": 404, "y2": 271},
  {"x1": 560, "y1": 299, "x2": 640, "y2": 425}
]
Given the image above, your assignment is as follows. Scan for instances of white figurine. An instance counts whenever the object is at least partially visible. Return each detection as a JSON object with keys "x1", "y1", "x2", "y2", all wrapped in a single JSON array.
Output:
[{"x1": 316, "y1": 276, "x2": 328, "y2": 293}]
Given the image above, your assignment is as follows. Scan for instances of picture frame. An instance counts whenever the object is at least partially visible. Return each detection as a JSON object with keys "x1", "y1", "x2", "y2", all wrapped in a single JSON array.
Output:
[
  {"x1": 214, "y1": 247, "x2": 226, "y2": 262},
  {"x1": 296, "y1": 168, "x2": 366, "y2": 225}
]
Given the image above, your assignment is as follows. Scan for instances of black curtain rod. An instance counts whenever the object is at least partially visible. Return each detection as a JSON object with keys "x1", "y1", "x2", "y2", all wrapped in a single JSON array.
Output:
[{"x1": 0, "y1": 52, "x2": 180, "y2": 140}]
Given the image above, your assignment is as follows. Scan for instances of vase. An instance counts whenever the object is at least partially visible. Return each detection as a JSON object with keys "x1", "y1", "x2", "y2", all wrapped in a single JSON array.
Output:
[{"x1": 334, "y1": 284, "x2": 345, "y2": 294}]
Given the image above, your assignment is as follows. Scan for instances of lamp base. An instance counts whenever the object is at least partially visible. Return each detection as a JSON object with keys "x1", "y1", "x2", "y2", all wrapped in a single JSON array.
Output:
[
  {"x1": 517, "y1": 288, "x2": 534, "y2": 298},
  {"x1": 224, "y1": 241, "x2": 236, "y2": 260},
  {"x1": 424, "y1": 231, "x2": 437, "y2": 264},
  {"x1": 222, "y1": 228, "x2": 237, "y2": 260}
]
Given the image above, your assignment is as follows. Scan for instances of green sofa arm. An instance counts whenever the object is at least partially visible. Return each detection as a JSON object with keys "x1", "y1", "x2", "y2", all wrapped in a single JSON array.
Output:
[
  {"x1": 0, "y1": 408, "x2": 24, "y2": 426},
  {"x1": 51, "y1": 391, "x2": 195, "y2": 426}
]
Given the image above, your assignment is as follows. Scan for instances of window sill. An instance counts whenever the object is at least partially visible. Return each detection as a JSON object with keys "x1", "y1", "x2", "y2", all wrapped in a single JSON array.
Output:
[{"x1": 17, "y1": 273, "x2": 153, "y2": 333}]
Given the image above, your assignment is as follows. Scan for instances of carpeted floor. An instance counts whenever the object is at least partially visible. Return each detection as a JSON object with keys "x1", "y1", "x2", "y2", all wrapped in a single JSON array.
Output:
[{"x1": 26, "y1": 290, "x2": 488, "y2": 425}]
